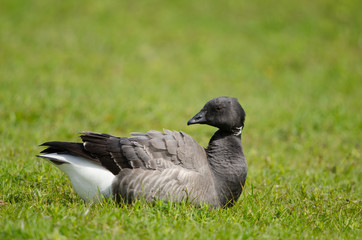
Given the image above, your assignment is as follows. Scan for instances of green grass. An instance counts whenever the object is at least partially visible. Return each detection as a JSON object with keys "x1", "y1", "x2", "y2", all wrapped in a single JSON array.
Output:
[{"x1": 0, "y1": 0, "x2": 361, "y2": 239}]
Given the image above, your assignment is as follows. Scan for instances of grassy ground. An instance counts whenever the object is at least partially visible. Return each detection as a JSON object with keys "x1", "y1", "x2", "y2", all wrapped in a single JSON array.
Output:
[{"x1": 0, "y1": 0, "x2": 361, "y2": 239}]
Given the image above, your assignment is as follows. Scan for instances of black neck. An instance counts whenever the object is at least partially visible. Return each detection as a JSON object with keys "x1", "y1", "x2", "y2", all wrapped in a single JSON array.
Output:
[{"x1": 206, "y1": 129, "x2": 247, "y2": 207}]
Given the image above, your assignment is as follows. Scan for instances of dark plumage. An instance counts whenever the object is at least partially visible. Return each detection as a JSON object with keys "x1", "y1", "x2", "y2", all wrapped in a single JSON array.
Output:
[{"x1": 38, "y1": 96, "x2": 247, "y2": 207}]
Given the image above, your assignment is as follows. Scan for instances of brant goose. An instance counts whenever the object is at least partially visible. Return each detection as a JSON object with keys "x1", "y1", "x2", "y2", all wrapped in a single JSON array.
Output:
[{"x1": 38, "y1": 96, "x2": 247, "y2": 207}]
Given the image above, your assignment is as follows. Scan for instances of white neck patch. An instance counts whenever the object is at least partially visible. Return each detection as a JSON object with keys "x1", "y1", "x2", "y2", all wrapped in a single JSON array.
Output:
[{"x1": 233, "y1": 126, "x2": 243, "y2": 136}]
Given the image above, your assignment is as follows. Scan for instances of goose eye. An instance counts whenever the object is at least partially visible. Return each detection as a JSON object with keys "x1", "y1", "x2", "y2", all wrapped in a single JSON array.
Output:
[{"x1": 215, "y1": 106, "x2": 223, "y2": 111}]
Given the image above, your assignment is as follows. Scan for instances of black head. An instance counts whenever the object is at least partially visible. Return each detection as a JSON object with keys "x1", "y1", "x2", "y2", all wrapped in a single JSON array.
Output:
[{"x1": 187, "y1": 97, "x2": 246, "y2": 134}]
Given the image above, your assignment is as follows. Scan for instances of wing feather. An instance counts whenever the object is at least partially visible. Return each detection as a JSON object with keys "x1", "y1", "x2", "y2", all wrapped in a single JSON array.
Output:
[{"x1": 149, "y1": 138, "x2": 167, "y2": 150}]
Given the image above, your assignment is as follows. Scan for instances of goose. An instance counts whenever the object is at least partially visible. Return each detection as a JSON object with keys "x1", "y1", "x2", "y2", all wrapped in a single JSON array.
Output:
[{"x1": 37, "y1": 96, "x2": 247, "y2": 208}]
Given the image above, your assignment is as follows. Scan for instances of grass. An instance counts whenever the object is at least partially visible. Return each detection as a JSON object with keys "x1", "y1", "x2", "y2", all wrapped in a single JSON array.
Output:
[{"x1": 0, "y1": 0, "x2": 361, "y2": 239}]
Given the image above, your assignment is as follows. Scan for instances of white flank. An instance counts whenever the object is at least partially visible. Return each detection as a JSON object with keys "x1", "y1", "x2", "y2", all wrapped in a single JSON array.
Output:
[{"x1": 39, "y1": 153, "x2": 115, "y2": 203}]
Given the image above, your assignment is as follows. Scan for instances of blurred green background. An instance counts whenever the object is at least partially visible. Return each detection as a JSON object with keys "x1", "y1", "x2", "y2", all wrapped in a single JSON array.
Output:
[{"x1": 0, "y1": 0, "x2": 361, "y2": 239}]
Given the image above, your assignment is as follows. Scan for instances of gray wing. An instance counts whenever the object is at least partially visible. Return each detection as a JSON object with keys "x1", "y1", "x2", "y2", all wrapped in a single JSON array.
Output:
[{"x1": 80, "y1": 129, "x2": 219, "y2": 206}]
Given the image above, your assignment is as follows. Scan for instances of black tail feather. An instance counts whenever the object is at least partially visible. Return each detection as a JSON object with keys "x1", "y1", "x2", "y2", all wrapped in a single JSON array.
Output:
[
  {"x1": 39, "y1": 131, "x2": 129, "y2": 175},
  {"x1": 39, "y1": 141, "x2": 102, "y2": 166},
  {"x1": 40, "y1": 141, "x2": 81, "y2": 153}
]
